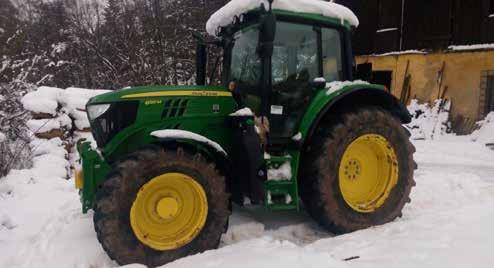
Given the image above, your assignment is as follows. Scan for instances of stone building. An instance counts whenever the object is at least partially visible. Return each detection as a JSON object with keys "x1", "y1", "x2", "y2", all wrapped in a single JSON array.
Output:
[{"x1": 336, "y1": 0, "x2": 494, "y2": 133}]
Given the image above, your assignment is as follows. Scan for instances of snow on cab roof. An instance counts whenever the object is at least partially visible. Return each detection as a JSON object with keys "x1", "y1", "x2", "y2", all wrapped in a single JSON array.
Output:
[{"x1": 206, "y1": 0, "x2": 359, "y2": 36}]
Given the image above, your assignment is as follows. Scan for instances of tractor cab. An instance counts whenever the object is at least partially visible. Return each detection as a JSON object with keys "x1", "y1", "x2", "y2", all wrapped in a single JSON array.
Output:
[{"x1": 199, "y1": 2, "x2": 354, "y2": 143}]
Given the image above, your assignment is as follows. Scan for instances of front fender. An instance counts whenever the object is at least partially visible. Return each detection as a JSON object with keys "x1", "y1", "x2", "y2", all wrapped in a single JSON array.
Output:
[
  {"x1": 298, "y1": 83, "x2": 411, "y2": 144},
  {"x1": 150, "y1": 130, "x2": 232, "y2": 190}
]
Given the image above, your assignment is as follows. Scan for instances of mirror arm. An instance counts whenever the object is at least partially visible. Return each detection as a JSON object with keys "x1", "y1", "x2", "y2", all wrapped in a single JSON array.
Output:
[{"x1": 268, "y1": 0, "x2": 274, "y2": 11}]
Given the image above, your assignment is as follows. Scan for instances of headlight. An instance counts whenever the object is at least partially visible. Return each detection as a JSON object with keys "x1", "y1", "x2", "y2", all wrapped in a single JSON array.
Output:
[{"x1": 87, "y1": 104, "x2": 110, "y2": 120}]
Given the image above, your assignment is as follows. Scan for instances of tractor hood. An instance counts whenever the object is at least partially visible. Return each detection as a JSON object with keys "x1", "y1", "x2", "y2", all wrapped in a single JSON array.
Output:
[{"x1": 87, "y1": 85, "x2": 231, "y2": 104}]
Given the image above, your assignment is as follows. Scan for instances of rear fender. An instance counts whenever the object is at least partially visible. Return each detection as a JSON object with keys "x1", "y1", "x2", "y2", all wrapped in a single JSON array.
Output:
[{"x1": 299, "y1": 84, "x2": 411, "y2": 144}]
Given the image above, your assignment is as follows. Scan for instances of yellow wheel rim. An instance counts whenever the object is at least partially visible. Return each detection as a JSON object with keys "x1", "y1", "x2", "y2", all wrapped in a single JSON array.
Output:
[
  {"x1": 130, "y1": 173, "x2": 208, "y2": 250},
  {"x1": 338, "y1": 134, "x2": 399, "y2": 213}
]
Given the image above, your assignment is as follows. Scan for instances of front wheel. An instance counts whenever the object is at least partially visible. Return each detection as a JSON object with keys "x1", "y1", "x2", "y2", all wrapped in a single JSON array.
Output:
[
  {"x1": 93, "y1": 145, "x2": 230, "y2": 267},
  {"x1": 300, "y1": 106, "x2": 416, "y2": 233}
]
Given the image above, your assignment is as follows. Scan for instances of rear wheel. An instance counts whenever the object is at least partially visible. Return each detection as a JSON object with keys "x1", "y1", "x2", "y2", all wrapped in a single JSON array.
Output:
[
  {"x1": 93, "y1": 145, "x2": 230, "y2": 267},
  {"x1": 301, "y1": 106, "x2": 416, "y2": 233}
]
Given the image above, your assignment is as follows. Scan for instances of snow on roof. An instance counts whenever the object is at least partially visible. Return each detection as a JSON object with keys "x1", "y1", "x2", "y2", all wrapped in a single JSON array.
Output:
[
  {"x1": 206, "y1": 0, "x2": 359, "y2": 36},
  {"x1": 374, "y1": 50, "x2": 427, "y2": 57},
  {"x1": 448, "y1": 43, "x2": 494, "y2": 52}
]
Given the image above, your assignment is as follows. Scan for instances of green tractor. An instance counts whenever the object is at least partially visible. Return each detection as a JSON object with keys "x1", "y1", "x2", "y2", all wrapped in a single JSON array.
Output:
[{"x1": 76, "y1": 1, "x2": 415, "y2": 266}]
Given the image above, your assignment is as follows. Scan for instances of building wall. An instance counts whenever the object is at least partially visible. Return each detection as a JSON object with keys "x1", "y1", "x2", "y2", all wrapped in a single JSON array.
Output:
[{"x1": 356, "y1": 50, "x2": 494, "y2": 134}]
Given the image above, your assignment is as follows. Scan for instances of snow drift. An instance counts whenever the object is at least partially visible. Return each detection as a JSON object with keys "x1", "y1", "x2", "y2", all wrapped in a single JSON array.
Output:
[
  {"x1": 406, "y1": 99, "x2": 451, "y2": 140},
  {"x1": 471, "y1": 112, "x2": 494, "y2": 146}
]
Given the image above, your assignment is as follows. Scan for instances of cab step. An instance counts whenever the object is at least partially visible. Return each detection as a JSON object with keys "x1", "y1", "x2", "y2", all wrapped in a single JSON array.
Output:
[{"x1": 263, "y1": 152, "x2": 300, "y2": 211}]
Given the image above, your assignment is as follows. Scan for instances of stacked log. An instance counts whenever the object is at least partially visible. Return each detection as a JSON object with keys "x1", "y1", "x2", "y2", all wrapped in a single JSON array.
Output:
[{"x1": 21, "y1": 87, "x2": 110, "y2": 174}]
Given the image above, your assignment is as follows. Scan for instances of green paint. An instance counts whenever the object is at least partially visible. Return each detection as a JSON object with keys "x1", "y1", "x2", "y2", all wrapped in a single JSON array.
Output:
[
  {"x1": 78, "y1": 141, "x2": 111, "y2": 212},
  {"x1": 298, "y1": 83, "x2": 386, "y2": 143}
]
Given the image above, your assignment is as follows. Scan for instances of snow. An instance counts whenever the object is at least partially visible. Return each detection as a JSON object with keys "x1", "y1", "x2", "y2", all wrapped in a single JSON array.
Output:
[
  {"x1": 471, "y1": 112, "x2": 494, "y2": 145},
  {"x1": 60, "y1": 87, "x2": 109, "y2": 112},
  {"x1": 206, "y1": 0, "x2": 359, "y2": 36},
  {"x1": 325, "y1": 80, "x2": 370, "y2": 95},
  {"x1": 374, "y1": 50, "x2": 427, "y2": 57},
  {"x1": 23, "y1": 86, "x2": 109, "y2": 130},
  {"x1": 51, "y1": 42, "x2": 67, "y2": 57},
  {"x1": 267, "y1": 161, "x2": 292, "y2": 181},
  {"x1": 291, "y1": 132, "x2": 302, "y2": 141},
  {"x1": 168, "y1": 237, "x2": 347, "y2": 268},
  {"x1": 314, "y1": 77, "x2": 326, "y2": 83},
  {"x1": 376, "y1": 28, "x2": 398, "y2": 33},
  {"x1": 26, "y1": 114, "x2": 72, "y2": 133},
  {"x1": 448, "y1": 43, "x2": 494, "y2": 51},
  {"x1": 285, "y1": 194, "x2": 292, "y2": 204},
  {"x1": 21, "y1": 86, "x2": 61, "y2": 115},
  {"x1": 151, "y1": 130, "x2": 227, "y2": 155},
  {"x1": 2, "y1": 106, "x2": 494, "y2": 267},
  {"x1": 229, "y1": 107, "x2": 254, "y2": 116},
  {"x1": 59, "y1": 87, "x2": 110, "y2": 130},
  {"x1": 406, "y1": 99, "x2": 451, "y2": 140}
]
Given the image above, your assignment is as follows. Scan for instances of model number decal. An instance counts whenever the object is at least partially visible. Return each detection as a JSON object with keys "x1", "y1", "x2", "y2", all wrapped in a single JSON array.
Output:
[{"x1": 144, "y1": 99, "x2": 163, "y2": 105}]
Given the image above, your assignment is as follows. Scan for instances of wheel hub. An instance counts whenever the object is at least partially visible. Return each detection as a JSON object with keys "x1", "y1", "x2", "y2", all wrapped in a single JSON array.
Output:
[
  {"x1": 343, "y1": 158, "x2": 361, "y2": 180},
  {"x1": 156, "y1": 197, "x2": 179, "y2": 219},
  {"x1": 338, "y1": 134, "x2": 399, "y2": 213}
]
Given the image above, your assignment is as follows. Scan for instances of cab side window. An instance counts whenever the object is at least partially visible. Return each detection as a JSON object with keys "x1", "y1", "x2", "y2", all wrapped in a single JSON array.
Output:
[
  {"x1": 322, "y1": 28, "x2": 343, "y2": 82},
  {"x1": 230, "y1": 26, "x2": 262, "y2": 113}
]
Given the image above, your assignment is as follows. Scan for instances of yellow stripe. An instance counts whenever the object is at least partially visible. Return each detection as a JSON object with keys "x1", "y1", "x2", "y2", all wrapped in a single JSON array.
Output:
[{"x1": 121, "y1": 90, "x2": 232, "y2": 99}]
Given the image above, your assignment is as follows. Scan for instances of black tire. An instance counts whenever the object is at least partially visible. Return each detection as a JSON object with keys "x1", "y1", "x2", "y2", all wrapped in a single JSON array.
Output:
[
  {"x1": 93, "y1": 145, "x2": 230, "y2": 267},
  {"x1": 300, "y1": 106, "x2": 416, "y2": 234}
]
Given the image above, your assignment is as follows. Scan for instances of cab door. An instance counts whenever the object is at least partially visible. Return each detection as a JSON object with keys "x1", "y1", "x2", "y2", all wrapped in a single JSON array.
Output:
[{"x1": 269, "y1": 21, "x2": 344, "y2": 140}]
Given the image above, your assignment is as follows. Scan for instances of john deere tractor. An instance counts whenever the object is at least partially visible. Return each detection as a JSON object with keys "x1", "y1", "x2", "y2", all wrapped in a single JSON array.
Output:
[{"x1": 76, "y1": 1, "x2": 415, "y2": 266}]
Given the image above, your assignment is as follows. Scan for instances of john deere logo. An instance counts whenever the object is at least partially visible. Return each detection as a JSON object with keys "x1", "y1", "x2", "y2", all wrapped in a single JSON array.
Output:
[{"x1": 190, "y1": 91, "x2": 221, "y2": 97}]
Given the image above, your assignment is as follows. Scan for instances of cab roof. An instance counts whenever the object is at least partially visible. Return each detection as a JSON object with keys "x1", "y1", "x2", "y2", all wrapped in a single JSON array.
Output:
[{"x1": 206, "y1": 0, "x2": 359, "y2": 36}]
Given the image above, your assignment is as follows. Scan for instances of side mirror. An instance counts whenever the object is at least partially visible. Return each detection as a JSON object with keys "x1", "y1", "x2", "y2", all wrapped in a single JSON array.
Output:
[
  {"x1": 353, "y1": 63, "x2": 372, "y2": 81},
  {"x1": 310, "y1": 78, "x2": 327, "y2": 90}
]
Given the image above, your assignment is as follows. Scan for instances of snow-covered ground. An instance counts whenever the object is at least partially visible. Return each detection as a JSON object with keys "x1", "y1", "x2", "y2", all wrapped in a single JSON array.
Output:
[{"x1": 1, "y1": 135, "x2": 493, "y2": 268}]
